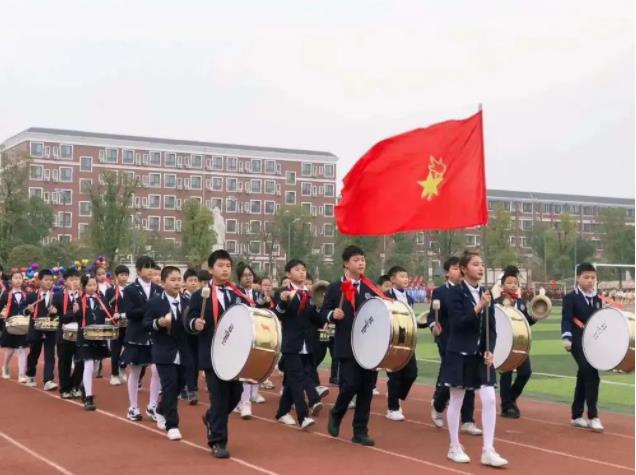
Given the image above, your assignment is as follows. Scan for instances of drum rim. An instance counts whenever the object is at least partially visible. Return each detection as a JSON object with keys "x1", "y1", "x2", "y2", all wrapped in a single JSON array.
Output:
[
  {"x1": 582, "y1": 307, "x2": 632, "y2": 371},
  {"x1": 211, "y1": 303, "x2": 254, "y2": 381},
  {"x1": 493, "y1": 303, "x2": 531, "y2": 371}
]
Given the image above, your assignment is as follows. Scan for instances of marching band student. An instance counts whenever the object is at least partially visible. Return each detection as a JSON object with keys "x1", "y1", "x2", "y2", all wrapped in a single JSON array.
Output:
[
  {"x1": 495, "y1": 266, "x2": 535, "y2": 418},
  {"x1": 77, "y1": 274, "x2": 112, "y2": 411},
  {"x1": 273, "y1": 259, "x2": 324, "y2": 430},
  {"x1": 96, "y1": 266, "x2": 112, "y2": 297},
  {"x1": 186, "y1": 250, "x2": 248, "y2": 459},
  {"x1": 562, "y1": 262, "x2": 604, "y2": 432},
  {"x1": 152, "y1": 265, "x2": 163, "y2": 287},
  {"x1": 384, "y1": 266, "x2": 418, "y2": 421},
  {"x1": 442, "y1": 251, "x2": 507, "y2": 467},
  {"x1": 54, "y1": 269, "x2": 83, "y2": 399},
  {"x1": 377, "y1": 275, "x2": 392, "y2": 293},
  {"x1": 429, "y1": 257, "x2": 480, "y2": 435},
  {"x1": 143, "y1": 266, "x2": 191, "y2": 441},
  {"x1": 121, "y1": 256, "x2": 163, "y2": 422},
  {"x1": 235, "y1": 262, "x2": 266, "y2": 419},
  {"x1": 0, "y1": 271, "x2": 30, "y2": 382},
  {"x1": 179, "y1": 268, "x2": 200, "y2": 404},
  {"x1": 25, "y1": 269, "x2": 58, "y2": 390},
  {"x1": 105, "y1": 265, "x2": 130, "y2": 386},
  {"x1": 321, "y1": 245, "x2": 384, "y2": 446}
]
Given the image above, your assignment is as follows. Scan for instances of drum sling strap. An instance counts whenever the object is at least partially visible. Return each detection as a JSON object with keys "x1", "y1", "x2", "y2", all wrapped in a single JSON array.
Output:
[{"x1": 81, "y1": 294, "x2": 115, "y2": 327}]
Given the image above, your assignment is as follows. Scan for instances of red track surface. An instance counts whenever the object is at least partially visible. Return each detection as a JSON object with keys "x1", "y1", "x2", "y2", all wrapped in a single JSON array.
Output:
[{"x1": 0, "y1": 361, "x2": 633, "y2": 475}]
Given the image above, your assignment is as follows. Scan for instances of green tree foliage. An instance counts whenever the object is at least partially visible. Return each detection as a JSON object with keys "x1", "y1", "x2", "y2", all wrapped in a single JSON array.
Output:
[
  {"x1": 484, "y1": 205, "x2": 517, "y2": 269},
  {"x1": 7, "y1": 244, "x2": 44, "y2": 269},
  {"x1": 385, "y1": 233, "x2": 417, "y2": 272},
  {"x1": 598, "y1": 208, "x2": 635, "y2": 284},
  {"x1": 431, "y1": 230, "x2": 465, "y2": 264},
  {"x1": 272, "y1": 206, "x2": 314, "y2": 262},
  {"x1": 181, "y1": 199, "x2": 216, "y2": 269}
]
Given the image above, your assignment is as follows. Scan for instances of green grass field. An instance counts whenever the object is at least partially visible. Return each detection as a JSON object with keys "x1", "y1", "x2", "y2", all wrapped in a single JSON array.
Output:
[{"x1": 322, "y1": 304, "x2": 635, "y2": 414}]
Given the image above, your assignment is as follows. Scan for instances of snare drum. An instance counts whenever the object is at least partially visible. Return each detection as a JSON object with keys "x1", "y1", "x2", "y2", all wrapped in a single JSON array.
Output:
[
  {"x1": 318, "y1": 323, "x2": 336, "y2": 342},
  {"x1": 83, "y1": 324, "x2": 119, "y2": 341},
  {"x1": 493, "y1": 304, "x2": 531, "y2": 372},
  {"x1": 34, "y1": 317, "x2": 59, "y2": 332},
  {"x1": 5, "y1": 315, "x2": 30, "y2": 335},
  {"x1": 351, "y1": 297, "x2": 417, "y2": 372},
  {"x1": 62, "y1": 322, "x2": 79, "y2": 342},
  {"x1": 583, "y1": 308, "x2": 635, "y2": 373},
  {"x1": 212, "y1": 304, "x2": 281, "y2": 383}
]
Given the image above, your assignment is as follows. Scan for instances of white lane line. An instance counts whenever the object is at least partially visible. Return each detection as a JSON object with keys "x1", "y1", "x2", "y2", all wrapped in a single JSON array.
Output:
[{"x1": 0, "y1": 430, "x2": 75, "y2": 475}]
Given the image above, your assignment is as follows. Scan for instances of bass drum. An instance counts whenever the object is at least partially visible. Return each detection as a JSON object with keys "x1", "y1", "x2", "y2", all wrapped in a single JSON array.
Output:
[
  {"x1": 212, "y1": 304, "x2": 281, "y2": 383},
  {"x1": 583, "y1": 308, "x2": 634, "y2": 373},
  {"x1": 493, "y1": 304, "x2": 531, "y2": 373}
]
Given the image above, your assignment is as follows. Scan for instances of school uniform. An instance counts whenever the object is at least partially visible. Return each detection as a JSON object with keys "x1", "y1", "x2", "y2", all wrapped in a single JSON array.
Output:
[
  {"x1": 385, "y1": 288, "x2": 418, "y2": 412},
  {"x1": 180, "y1": 289, "x2": 199, "y2": 395},
  {"x1": 121, "y1": 279, "x2": 163, "y2": 366},
  {"x1": 77, "y1": 293, "x2": 111, "y2": 362},
  {"x1": 441, "y1": 281, "x2": 496, "y2": 390},
  {"x1": 53, "y1": 290, "x2": 84, "y2": 395},
  {"x1": 105, "y1": 285, "x2": 127, "y2": 377},
  {"x1": 428, "y1": 282, "x2": 476, "y2": 422},
  {"x1": 26, "y1": 289, "x2": 58, "y2": 384},
  {"x1": 237, "y1": 287, "x2": 266, "y2": 408},
  {"x1": 273, "y1": 284, "x2": 324, "y2": 423},
  {"x1": 143, "y1": 292, "x2": 192, "y2": 431},
  {"x1": 185, "y1": 282, "x2": 247, "y2": 451},
  {"x1": 561, "y1": 287, "x2": 603, "y2": 420},
  {"x1": 495, "y1": 295, "x2": 535, "y2": 413},
  {"x1": 0, "y1": 289, "x2": 30, "y2": 349}
]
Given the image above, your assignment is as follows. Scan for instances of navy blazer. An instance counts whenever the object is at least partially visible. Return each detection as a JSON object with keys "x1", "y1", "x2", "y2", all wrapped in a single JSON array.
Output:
[
  {"x1": 105, "y1": 285, "x2": 126, "y2": 315},
  {"x1": 184, "y1": 283, "x2": 249, "y2": 370},
  {"x1": 446, "y1": 281, "x2": 496, "y2": 356},
  {"x1": 123, "y1": 279, "x2": 163, "y2": 345},
  {"x1": 426, "y1": 282, "x2": 456, "y2": 354},
  {"x1": 561, "y1": 288, "x2": 603, "y2": 345},
  {"x1": 0, "y1": 289, "x2": 30, "y2": 317},
  {"x1": 143, "y1": 293, "x2": 193, "y2": 366},
  {"x1": 386, "y1": 288, "x2": 415, "y2": 307},
  {"x1": 52, "y1": 290, "x2": 81, "y2": 328},
  {"x1": 26, "y1": 290, "x2": 56, "y2": 341},
  {"x1": 319, "y1": 277, "x2": 378, "y2": 360},
  {"x1": 79, "y1": 292, "x2": 109, "y2": 327},
  {"x1": 274, "y1": 287, "x2": 324, "y2": 354}
]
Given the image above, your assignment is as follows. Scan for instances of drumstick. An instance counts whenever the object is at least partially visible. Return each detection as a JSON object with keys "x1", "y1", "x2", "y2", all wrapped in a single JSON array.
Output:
[
  {"x1": 432, "y1": 299, "x2": 440, "y2": 325},
  {"x1": 484, "y1": 294, "x2": 491, "y2": 384}
]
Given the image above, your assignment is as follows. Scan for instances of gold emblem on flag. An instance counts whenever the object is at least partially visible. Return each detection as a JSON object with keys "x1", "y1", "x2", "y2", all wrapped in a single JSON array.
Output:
[{"x1": 418, "y1": 156, "x2": 447, "y2": 200}]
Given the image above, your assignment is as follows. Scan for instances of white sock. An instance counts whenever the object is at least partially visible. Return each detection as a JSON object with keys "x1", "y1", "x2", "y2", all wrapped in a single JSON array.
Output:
[
  {"x1": 83, "y1": 360, "x2": 94, "y2": 397},
  {"x1": 3, "y1": 348, "x2": 15, "y2": 370},
  {"x1": 241, "y1": 383, "x2": 252, "y2": 405},
  {"x1": 479, "y1": 385, "x2": 497, "y2": 452},
  {"x1": 149, "y1": 365, "x2": 160, "y2": 409},
  {"x1": 447, "y1": 387, "x2": 465, "y2": 449},
  {"x1": 17, "y1": 348, "x2": 27, "y2": 376},
  {"x1": 127, "y1": 365, "x2": 142, "y2": 408},
  {"x1": 250, "y1": 383, "x2": 259, "y2": 399}
]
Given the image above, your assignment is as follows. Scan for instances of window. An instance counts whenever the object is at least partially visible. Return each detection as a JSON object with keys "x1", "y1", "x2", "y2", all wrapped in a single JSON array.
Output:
[
  {"x1": 58, "y1": 234, "x2": 71, "y2": 243},
  {"x1": 190, "y1": 176, "x2": 202, "y2": 189},
  {"x1": 79, "y1": 202, "x2": 92, "y2": 217},
  {"x1": 212, "y1": 177, "x2": 223, "y2": 191},
  {"x1": 191, "y1": 155, "x2": 203, "y2": 168},
  {"x1": 502, "y1": 202, "x2": 511, "y2": 212},
  {"x1": 264, "y1": 201, "x2": 275, "y2": 214},
  {"x1": 286, "y1": 171, "x2": 296, "y2": 185},
  {"x1": 509, "y1": 236, "x2": 516, "y2": 246},
  {"x1": 148, "y1": 195, "x2": 161, "y2": 209},
  {"x1": 324, "y1": 184, "x2": 335, "y2": 197},
  {"x1": 520, "y1": 220, "x2": 532, "y2": 231},
  {"x1": 30, "y1": 142, "x2": 43, "y2": 157},
  {"x1": 520, "y1": 237, "x2": 530, "y2": 248},
  {"x1": 211, "y1": 198, "x2": 223, "y2": 211},
  {"x1": 487, "y1": 200, "x2": 494, "y2": 210},
  {"x1": 164, "y1": 217, "x2": 176, "y2": 232},
  {"x1": 301, "y1": 182, "x2": 312, "y2": 196},
  {"x1": 164, "y1": 174, "x2": 176, "y2": 188},
  {"x1": 251, "y1": 159, "x2": 262, "y2": 173},
  {"x1": 123, "y1": 149, "x2": 135, "y2": 165},
  {"x1": 164, "y1": 195, "x2": 176, "y2": 209},
  {"x1": 322, "y1": 243, "x2": 335, "y2": 256},
  {"x1": 226, "y1": 178, "x2": 238, "y2": 192},
  {"x1": 29, "y1": 187, "x2": 42, "y2": 198},
  {"x1": 226, "y1": 219, "x2": 237, "y2": 233},
  {"x1": 250, "y1": 179, "x2": 262, "y2": 193},
  {"x1": 302, "y1": 202, "x2": 311, "y2": 215},
  {"x1": 148, "y1": 173, "x2": 161, "y2": 188},
  {"x1": 325, "y1": 164, "x2": 335, "y2": 178},
  {"x1": 103, "y1": 148, "x2": 117, "y2": 163},
  {"x1": 250, "y1": 200, "x2": 262, "y2": 214},
  {"x1": 522, "y1": 202, "x2": 532, "y2": 213},
  {"x1": 78, "y1": 223, "x2": 88, "y2": 239},
  {"x1": 59, "y1": 144, "x2": 72, "y2": 159},
  {"x1": 583, "y1": 206, "x2": 594, "y2": 216},
  {"x1": 148, "y1": 216, "x2": 160, "y2": 231},
  {"x1": 265, "y1": 160, "x2": 276, "y2": 174},
  {"x1": 165, "y1": 153, "x2": 176, "y2": 168},
  {"x1": 60, "y1": 167, "x2": 73, "y2": 182},
  {"x1": 213, "y1": 156, "x2": 224, "y2": 170},
  {"x1": 79, "y1": 179, "x2": 92, "y2": 194},
  {"x1": 61, "y1": 212, "x2": 72, "y2": 228},
  {"x1": 60, "y1": 190, "x2": 72, "y2": 205},
  {"x1": 80, "y1": 156, "x2": 92, "y2": 172},
  {"x1": 150, "y1": 152, "x2": 161, "y2": 166},
  {"x1": 226, "y1": 198, "x2": 238, "y2": 213},
  {"x1": 250, "y1": 221, "x2": 261, "y2": 234},
  {"x1": 30, "y1": 165, "x2": 43, "y2": 180},
  {"x1": 324, "y1": 204, "x2": 334, "y2": 217},
  {"x1": 226, "y1": 240, "x2": 237, "y2": 254},
  {"x1": 264, "y1": 180, "x2": 276, "y2": 194},
  {"x1": 324, "y1": 223, "x2": 335, "y2": 237},
  {"x1": 249, "y1": 241, "x2": 261, "y2": 254},
  {"x1": 226, "y1": 157, "x2": 237, "y2": 171},
  {"x1": 301, "y1": 163, "x2": 312, "y2": 176},
  {"x1": 285, "y1": 191, "x2": 296, "y2": 205}
]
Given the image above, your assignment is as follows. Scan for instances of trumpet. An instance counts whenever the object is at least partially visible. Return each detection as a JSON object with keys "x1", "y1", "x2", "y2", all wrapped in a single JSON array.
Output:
[
  {"x1": 311, "y1": 280, "x2": 330, "y2": 311},
  {"x1": 528, "y1": 288, "x2": 552, "y2": 321}
]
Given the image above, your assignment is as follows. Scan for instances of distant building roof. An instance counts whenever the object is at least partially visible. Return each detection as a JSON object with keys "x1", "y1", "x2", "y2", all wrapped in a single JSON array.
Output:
[{"x1": 487, "y1": 188, "x2": 633, "y2": 207}]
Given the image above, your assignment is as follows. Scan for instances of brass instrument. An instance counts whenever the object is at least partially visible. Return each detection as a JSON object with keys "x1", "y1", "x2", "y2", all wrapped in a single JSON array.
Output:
[
  {"x1": 528, "y1": 288, "x2": 552, "y2": 321},
  {"x1": 311, "y1": 280, "x2": 330, "y2": 310}
]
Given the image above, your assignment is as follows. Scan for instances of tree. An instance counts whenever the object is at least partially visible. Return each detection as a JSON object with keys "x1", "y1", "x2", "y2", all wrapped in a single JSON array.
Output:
[
  {"x1": 385, "y1": 233, "x2": 417, "y2": 272},
  {"x1": 88, "y1": 171, "x2": 140, "y2": 266},
  {"x1": 598, "y1": 208, "x2": 635, "y2": 285},
  {"x1": 484, "y1": 205, "x2": 517, "y2": 269},
  {"x1": 431, "y1": 230, "x2": 465, "y2": 263},
  {"x1": 181, "y1": 199, "x2": 216, "y2": 269},
  {"x1": 272, "y1": 206, "x2": 314, "y2": 262},
  {"x1": 41, "y1": 241, "x2": 76, "y2": 268},
  {"x1": 7, "y1": 244, "x2": 44, "y2": 269}
]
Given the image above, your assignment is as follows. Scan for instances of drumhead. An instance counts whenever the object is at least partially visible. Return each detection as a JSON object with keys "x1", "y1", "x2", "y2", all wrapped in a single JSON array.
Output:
[
  {"x1": 583, "y1": 308, "x2": 630, "y2": 371},
  {"x1": 493, "y1": 305, "x2": 514, "y2": 370},
  {"x1": 351, "y1": 297, "x2": 392, "y2": 370},
  {"x1": 212, "y1": 304, "x2": 254, "y2": 381}
]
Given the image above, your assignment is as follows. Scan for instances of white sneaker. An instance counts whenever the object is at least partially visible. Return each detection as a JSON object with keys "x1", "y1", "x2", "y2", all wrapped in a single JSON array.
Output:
[
  {"x1": 251, "y1": 393, "x2": 266, "y2": 404},
  {"x1": 372, "y1": 387, "x2": 380, "y2": 396},
  {"x1": 460, "y1": 422, "x2": 483, "y2": 436},
  {"x1": 431, "y1": 401, "x2": 444, "y2": 428},
  {"x1": 571, "y1": 418, "x2": 589, "y2": 429},
  {"x1": 447, "y1": 445, "x2": 471, "y2": 464},
  {"x1": 120, "y1": 371, "x2": 128, "y2": 382},
  {"x1": 348, "y1": 396, "x2": 357, "y2": 409},
  {"x1": 146, "y1": 406, "x2": 158, "y2": 421},
  {"x1": 386, "y1": 409, "x2": 405, "y2": 421},
  {"x1": 300, "y1": 417, "x2": 315, "y2": 430},
  {"x1": 278, "y1": 413, "x2": 297, "y2": 425},
  {"x1": 43, "y1": 380, "x2": 58, "y2": 391},
  {"x1": 18, "y1": 375, "x2": 28, "y2": 384},
  {"x1": 167, "y1": 428, "x2": 182, "y2": 441},
  {"x1": 233, "y1": 403, "x2": 242, "y2": 414},
  {"x1": 1, "y1": 367, "x2": 9, "y2": 379},
  {"x1": 310, "y1": 402, "x2": 323, "y2": 417},
  {"x1": 26, "y1": 377, "x2": 37, "y2": 387},
  {"x1": 481, "y1": 449, "x2": 508, "y2": 467},
  {"x1": 110, "y1": 376, "x2": 122, "y2": 386},
  {"x1": 156, "y1": 412, "x2": 167, "y2": 431},
  {"x1": 316, "y1": 386, "x2": 330, "y2": 398},
  {"x1": 127, "y1": 407, "x2": 142, "y2": 421},
  {"x1": 260, "y1": 379, "x2": 274, "y2": 389},
  {"x1": 589, "y1": 418, "x2": 604, "y2": 432},
  {"x1": 241, "y1": 404, "x2": 252, "y2": 419}
]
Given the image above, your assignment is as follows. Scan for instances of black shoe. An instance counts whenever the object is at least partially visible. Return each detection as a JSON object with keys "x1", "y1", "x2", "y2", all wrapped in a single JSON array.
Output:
[
  {"x1": 327, "y1": 411, "x2": 340, "y2": 437},
  {"x1": 501, "y1": 405, "x2": 519, "y2": 419},
  {"x1": 352, "y1": 434, "x2": 375, "y2": 446},
  {"x1": 329, "y1": 378, "x2": 339, "y2": 386},
  {"x1": 84, "y1": 396, "x2": 96, "y2": 411},
  {"x1": 511, "y1": 401, "x2": 521, "y2": 417},
  {"x1": 211, "y1": 443, "x2": 230, "y2": 459}
]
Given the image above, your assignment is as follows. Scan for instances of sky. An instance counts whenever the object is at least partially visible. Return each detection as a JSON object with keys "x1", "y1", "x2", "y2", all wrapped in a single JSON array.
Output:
[{"x1": 1, "y1": 0, "x2": 634, "y2": 198}]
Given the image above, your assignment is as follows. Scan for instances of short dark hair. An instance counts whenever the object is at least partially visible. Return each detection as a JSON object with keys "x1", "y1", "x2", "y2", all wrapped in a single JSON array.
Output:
[
  {"x1": 387, "y1": 266, "x2": 407, "y2": 278},
  {"x1": 114, "y1": 265, "x2": 130, "y2": 276},
  {"x1": 285, "y1": 259, "x2": 306, "y2": 273},
  {"x1": 577, "y1": 262, "x2": 597, "y2": 276},
  {"x1": 197, "y1": 269, "x2": 210, "y2": 281},
  {"x1": 376, "y1": 274, "x2": 390, "y2": 286},
  {"x1": 208, "y1": 250, "x2": 232, "y2": 268},
  {"x1": 443, "y1": 256, "x2": 460, "y2": 272},
  {"x1": 80, "y1": 274, "x2": 96, "y2": 289},
  {"x1": 135, "y1": 256, "x2": 155, "y2": 271},
  {"x1": 63, "y1": 268, "x2": 80, "y2": 279},
  {"x1": 39, "y1": 269, "x2": 53, "y2": 278},
  {"x1": 342, "y1": 245, "x2": 365, "y2": 262},
  {"x1": 500, "y1": 265, "x2": 520, "y2": 285},
  {"x1": 161, "y1": 265, "x2": 181, "y2": 281},
  {"x1": 236, "y1": 262, "x2": 257, "y2": 281},
  {"x1": 183, "y1": 269, "x2": 198, "y2": 281}
]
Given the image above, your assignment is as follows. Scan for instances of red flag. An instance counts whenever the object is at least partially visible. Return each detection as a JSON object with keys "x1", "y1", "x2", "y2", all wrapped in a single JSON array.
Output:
[{"x1": 336, "y1": 111, "x2": 487, "y2": 235}]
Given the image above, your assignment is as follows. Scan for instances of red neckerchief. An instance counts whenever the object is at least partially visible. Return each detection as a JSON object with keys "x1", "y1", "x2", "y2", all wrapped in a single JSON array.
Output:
[
  {"x1": 5, "y1": 289, "x2": 26, "y2": 317},
  {"x1": 288, "y1": 284, "x2": 310, "y2": 312},
  {"x1": 227, "y1": 282, "x2": 255, "y2": 306},
  {"x1": 502, "y1": 289, "x2": 518, "y2": 303},
  {"x1": 34, "y1": 290, "x2": 52, "y2": 318},
  {"x1": 114, "y1": 286, "x2": 121, "y2": 313},
  {"x1": 81, "y1": 293, "x2": 114, "y2": 327},
  {"x1": 341, "y1": 275, "x2": 391, "y2": 311}
]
